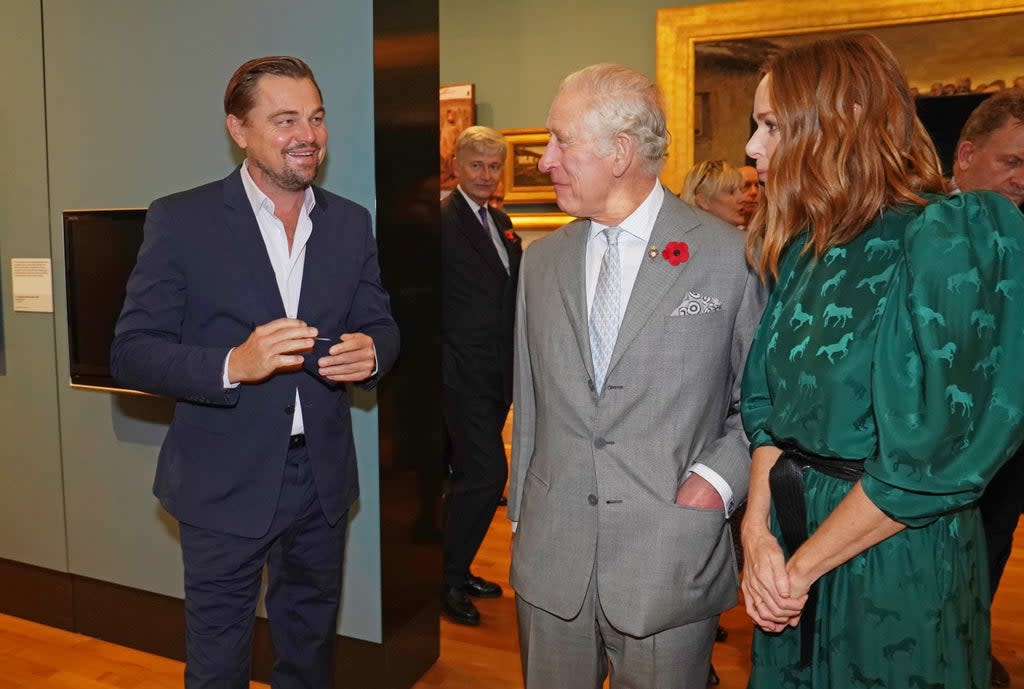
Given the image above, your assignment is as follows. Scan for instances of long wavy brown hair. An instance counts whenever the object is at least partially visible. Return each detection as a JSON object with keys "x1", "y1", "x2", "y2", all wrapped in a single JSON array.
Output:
[{"x1": 746, "y1": 33, "x2": 947, "y2": 280}]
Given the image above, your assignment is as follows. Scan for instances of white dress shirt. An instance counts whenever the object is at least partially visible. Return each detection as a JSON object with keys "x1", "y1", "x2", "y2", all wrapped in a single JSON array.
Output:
[{"x1": 223, "y1": 160, "x2": 316, "y2": 436}]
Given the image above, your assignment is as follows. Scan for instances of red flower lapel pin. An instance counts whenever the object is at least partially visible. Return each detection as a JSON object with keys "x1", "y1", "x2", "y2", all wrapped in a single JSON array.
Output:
[
  {"x1": 504, "y1": 229, "x2": 520, "y2": 245},
  {"x1": 661, "y1": 241, "x2": 689, "y2": 266}
]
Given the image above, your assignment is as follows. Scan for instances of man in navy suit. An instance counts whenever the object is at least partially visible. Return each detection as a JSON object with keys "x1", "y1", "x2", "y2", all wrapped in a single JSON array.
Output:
[
  {"x1": 440, "y1": 126, "x2": 522, "y2": 625},
  {"x1": 111, "y1": 56, "x2": 399, "y2": 689}
]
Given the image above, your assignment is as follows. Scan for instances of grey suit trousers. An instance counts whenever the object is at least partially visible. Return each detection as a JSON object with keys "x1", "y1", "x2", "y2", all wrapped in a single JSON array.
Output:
[{"x1": 516, "y1": 569, "x2": 717, "y2": 689}]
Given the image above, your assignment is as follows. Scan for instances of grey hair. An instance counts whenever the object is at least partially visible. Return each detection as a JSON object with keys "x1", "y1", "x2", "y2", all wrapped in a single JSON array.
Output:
[
  {"x1": 455, "y1": 125, "x2": 508, "y2": 159},
  {"x1": 558, "y1": 63, "x2": 669, "y2": 175}
]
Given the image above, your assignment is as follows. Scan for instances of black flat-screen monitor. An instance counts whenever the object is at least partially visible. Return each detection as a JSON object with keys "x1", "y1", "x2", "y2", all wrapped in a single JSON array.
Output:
[{"x1": 63, "y1": 208, "x2": 147, "y2": 390}]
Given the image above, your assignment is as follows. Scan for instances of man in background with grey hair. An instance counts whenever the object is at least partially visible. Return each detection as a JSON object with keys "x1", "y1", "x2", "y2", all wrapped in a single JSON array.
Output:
[
  {"x1": 440, "y1": 126, "x2": 521, "y2": 626},
  {"x1": 508, "y1": 63, "x2": 765, "y2": 689}
]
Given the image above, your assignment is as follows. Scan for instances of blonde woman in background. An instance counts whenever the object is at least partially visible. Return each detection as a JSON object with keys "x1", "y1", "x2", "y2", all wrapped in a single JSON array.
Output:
[{"x1": 680, "y1": 159, "x2": 748, "y2": 228}]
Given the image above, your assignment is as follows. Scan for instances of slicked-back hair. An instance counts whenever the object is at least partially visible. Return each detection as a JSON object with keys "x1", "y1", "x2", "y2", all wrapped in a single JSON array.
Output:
[
  {"x1": 224, "y1": 56, "x2": 322, "y2": 121},
  {"x1": 559, "y1": 63, "x2": 669, "y2": 176},
  {"x1": 958, "y1": 88, "x2": 1024, "y2": 148},
  {"x1": 679, "y1": 159, "x2": 743, "y2": 205},
  {"x1": 455, "y1": 125, "x2": 507, "y2": 160},
  {"x1": 745, "y1": 33, "x2": 947, "y2": 280}
]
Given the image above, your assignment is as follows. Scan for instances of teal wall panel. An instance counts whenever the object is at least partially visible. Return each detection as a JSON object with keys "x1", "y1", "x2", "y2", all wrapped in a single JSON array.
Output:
[{"x1": 0, "y1": 0, "x2": 68, "y2": 573}]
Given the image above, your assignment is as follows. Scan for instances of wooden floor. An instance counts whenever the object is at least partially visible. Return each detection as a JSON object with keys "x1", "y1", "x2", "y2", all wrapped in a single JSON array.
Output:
[{"x1": 2, "y1": 513, "x2": 1023, "y2": 688}]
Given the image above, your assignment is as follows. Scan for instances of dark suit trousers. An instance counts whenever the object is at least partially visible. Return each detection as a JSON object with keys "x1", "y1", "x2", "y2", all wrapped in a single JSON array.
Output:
[
  {"x1": 179, "y1": 445, "x2": 348, "y2": 689},
  {"x1": 980, "y1": 443, "x2": 1024, "y2": 598},
  {"x1": 441, "y1": 384, "x2": 510, "y2": 588}
]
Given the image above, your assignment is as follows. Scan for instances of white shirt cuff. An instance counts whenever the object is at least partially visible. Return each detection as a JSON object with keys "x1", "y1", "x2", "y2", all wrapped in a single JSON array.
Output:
[
  {"x1": 222, "y1": 348, "x2": 240, "y2": 389},
  {"x1": 687, "y1": 463, "x2": 734, "y2": 517},
  {"x1": 510, "y1": 520, "x2": 518, "y2": 533}
]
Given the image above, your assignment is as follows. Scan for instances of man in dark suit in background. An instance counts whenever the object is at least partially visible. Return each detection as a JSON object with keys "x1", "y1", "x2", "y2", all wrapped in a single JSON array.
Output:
[
  {"x1": 953, "y1": 87, "x2": 1024, "y2": 688},
  {"x1": 111, "y1": 56, "x2": 399, "y2": 688},
  {"x1": 440, "y1": 125, "x2": 522, "y2": 626}
]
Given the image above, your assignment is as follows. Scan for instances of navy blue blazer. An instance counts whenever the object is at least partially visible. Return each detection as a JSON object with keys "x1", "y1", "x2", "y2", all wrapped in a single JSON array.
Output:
[
  {"x1": 111, "y1": 168, "x2": 399, "y2": 538},
  {"x1": 440, "y1": 191, "x2": 521, "y2": 406}
]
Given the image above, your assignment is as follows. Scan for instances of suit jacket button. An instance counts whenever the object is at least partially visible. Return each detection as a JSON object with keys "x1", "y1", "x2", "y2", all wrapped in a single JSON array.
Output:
[
  {"x1": 285, "y1": 404, "x2": 295, "y2": 414},
  {"x1": 594, "y1": 438, "x2": 607, "y2": 449},
  {"x1": 587, "y1": 494, "x2": 598, "y2": 506}
]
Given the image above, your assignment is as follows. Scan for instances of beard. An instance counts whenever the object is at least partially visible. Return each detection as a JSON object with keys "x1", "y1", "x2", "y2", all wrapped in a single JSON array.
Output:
[{"x1": 252, "y1": 147, "x2": 322, "y2": 192}]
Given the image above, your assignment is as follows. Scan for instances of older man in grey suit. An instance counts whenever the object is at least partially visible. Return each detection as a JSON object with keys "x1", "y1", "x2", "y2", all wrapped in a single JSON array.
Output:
[{"x1": 509, "y1": 64, "x2": 765, "y2": 689}]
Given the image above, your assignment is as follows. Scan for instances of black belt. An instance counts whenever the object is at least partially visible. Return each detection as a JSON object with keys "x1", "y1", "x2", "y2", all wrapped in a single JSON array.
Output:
[
  {"x1": 769, "y1": 443, "x2": 865, "y2": 668},
  {"x1": 288, "y1": 433, "x2": 306, "y2": 449}
]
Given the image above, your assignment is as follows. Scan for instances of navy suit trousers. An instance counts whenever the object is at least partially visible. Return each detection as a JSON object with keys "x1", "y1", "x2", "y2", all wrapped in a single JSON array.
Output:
[
  {"x1": 441, "y1": 385, "x2": 510, "y2": 589},
  {"x1": 179, "y1": 444, "x2": 348, "y2": 689}
]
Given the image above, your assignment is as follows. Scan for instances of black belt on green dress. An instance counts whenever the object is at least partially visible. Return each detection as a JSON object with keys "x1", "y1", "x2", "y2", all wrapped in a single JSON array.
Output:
[{"x1": 768, "y1": 443, "x2": 866, "y2": 668}]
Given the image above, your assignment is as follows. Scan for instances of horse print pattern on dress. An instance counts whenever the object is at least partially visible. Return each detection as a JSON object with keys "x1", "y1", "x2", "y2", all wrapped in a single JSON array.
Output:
[{"x1": 741, "y1": 193, "x2": 1024, "y2": 689}]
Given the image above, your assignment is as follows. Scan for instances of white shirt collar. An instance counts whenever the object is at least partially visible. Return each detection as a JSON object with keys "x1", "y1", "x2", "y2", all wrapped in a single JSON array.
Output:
[
  {"x1": 240, "y1": 159, "x2": 316, "y2": 218},
  {"x1": 456, "y1": 185, "x2": 488, "y2": 215},
  {"x1": 588, "y1": 181, "x2": 663, "y2": 243}
]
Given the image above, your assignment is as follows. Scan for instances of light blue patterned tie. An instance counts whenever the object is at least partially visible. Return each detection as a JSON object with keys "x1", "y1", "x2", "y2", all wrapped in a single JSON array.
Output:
[{"x1": 590, "y1": 227, "x2": 622, "y2": 392}]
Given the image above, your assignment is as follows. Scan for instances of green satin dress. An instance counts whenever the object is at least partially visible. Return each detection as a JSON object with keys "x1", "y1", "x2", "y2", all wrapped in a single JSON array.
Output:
[{"x1": 741, "y1": 192, "x2": 1024, "y2": 689}]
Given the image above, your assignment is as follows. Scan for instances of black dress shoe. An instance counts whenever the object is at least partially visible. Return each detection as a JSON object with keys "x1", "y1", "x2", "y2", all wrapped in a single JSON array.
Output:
[
  {"x1": 992, "y1": 654, "x2": 1010, "y2": 688},
  {"x1": 707, "y1": 663, "x2": 720, "y2": 686},
  {"x1": 441, "y1": 587, "x2": 480, "y2": 626},
  {"x1": 463, "y1": 573, "x2": 503, "y2": 598}
]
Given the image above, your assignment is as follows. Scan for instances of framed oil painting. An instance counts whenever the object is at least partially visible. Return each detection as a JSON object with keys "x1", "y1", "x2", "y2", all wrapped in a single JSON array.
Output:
[
  {"x1": 500, "y1": 128, "x2": 556, "y2": 204},
  {"x1": 440, "y1": 83, "x2": 475, "y2": 194}
]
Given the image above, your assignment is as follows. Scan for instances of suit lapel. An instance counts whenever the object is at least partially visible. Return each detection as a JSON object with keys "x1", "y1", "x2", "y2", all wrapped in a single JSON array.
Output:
[
  {"x1": 506, "y1": 238, "x2": 522, "y2": 278},
  {"x1": 222, "y1": 168, "x2": 287, "y2": 322},
  {"x1": 296, "y1": 189, "x2": 330, "y2": 322},
  {"x1": 497, "y1": 215, "x2": 523, "y2": 277},
  {"x1": 606, "y1": 194, "x2": 699, "y2": 376},
  {"x1": 452, "y1": 192, "x2": 508, "y2": 277},
  {"x1": 556, "y1": 219, "x2": 595, "y2": 380}
]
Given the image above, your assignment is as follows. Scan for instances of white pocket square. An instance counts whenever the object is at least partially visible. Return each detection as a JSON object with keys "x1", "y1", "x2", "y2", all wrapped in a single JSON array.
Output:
[{"x1": 671, "y1": 291, "x2": 722, "y2": 316}]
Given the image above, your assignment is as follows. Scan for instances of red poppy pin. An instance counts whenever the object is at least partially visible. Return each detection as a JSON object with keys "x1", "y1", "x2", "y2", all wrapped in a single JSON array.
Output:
[
  {"x1": 504, "y1": 229, "x2": 520, "y2": 244},
  {"x1": 662, "y1": 241, "x2": 689, "y2": 266}
]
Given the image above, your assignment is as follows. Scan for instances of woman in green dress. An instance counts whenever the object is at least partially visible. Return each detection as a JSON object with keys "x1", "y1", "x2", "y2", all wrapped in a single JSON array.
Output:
[{"x1": 739, "y1": 34, "x2": 1024, "y2": 688}]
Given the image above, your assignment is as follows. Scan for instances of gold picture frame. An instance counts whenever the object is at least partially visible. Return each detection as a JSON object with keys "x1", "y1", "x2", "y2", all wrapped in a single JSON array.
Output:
[
  {"x1": 509, "y1": 212, "x2": 575, "y2": 231},
  {"x1": 501, "y1": 128, "x2": 556, "y2": 204},
  {"x1": 656, "y1": 0, "x2": 1024, "y2": 191}
]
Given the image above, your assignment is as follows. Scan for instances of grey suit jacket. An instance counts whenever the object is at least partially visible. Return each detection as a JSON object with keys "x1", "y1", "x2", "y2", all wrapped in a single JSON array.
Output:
[{"x1": 509, "y1": 192, "x2": 766, "y2": 637}]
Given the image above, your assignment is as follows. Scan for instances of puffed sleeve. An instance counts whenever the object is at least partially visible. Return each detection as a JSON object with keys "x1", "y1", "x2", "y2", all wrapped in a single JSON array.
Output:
[
  {"x1": 740, "y1": 287, "x2": 779, "y2": 450},
  {"x1": 865, "y1": 192, "x2": 1024, "y2": 527},
  {"x1": 741, "y1": 242, "x2": 802, "y2": 450}
]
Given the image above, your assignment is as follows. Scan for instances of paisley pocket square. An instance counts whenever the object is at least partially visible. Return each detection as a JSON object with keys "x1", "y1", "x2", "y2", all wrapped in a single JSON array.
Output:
[{"x1": 671, "y1": 291, "x2": 722, "y2": 316}]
